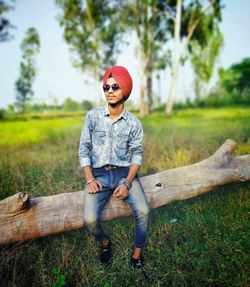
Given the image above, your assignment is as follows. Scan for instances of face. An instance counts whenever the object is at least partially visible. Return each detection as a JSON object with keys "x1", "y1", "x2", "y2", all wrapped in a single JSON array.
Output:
[{"x1": 103, "y1": 77, "x2": 124, "y2": 105}]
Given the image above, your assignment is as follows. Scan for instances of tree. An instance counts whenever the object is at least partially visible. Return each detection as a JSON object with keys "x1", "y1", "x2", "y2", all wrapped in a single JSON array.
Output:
[
  {"x1": 81, "y1": 100, "x2": 93, "y2": 111},
  {"x1": 216, "y1": 58, "x2": 250, "y2": 105},
  {"x1": 0, "y1": 0, "x2": 15, "y2": 42},
  {"x1": 7, "y1": 103, "x2": 14, "y2": 113},
  {"x1": 121, "y1": 0, "x2": 170, "y2": 115},
  {"x1": 55, "y1": 0, "x2": 122, "y2": 104},
  {"x1": 1, "y1": 139, "x2": 250, "y2": 244},
  {"x1": 190, "y1": 26, "x2": 224, "y2": 99},
  {"x1": 63, "y1": 97, "x2": 79, "y2": 111},
  {"x1": 15, "y1": 27, "x2": 40, "y2": 112},
  {"x1": 164, "y1": 0, "x2": 222, "y2": 116},
  {"x1": 218, "y1": 58, "x2": 250, "y2": 94}
]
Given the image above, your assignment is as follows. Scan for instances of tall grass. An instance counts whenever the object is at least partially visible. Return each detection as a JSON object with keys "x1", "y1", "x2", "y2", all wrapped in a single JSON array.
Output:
[{"x1": 0, "y1": 108, "x2": 249, "y2": 286}]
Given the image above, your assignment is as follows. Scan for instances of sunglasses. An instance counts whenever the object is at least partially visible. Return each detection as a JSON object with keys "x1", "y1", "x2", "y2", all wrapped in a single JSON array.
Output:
[{"x1": 103, "y1": 83, "x2": 120, "y2": 92}]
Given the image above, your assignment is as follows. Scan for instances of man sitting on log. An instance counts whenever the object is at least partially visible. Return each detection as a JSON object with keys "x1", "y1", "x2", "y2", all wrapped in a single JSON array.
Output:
[{"x1": 78, "y1": 66, "x2": 149, "y2": 268}]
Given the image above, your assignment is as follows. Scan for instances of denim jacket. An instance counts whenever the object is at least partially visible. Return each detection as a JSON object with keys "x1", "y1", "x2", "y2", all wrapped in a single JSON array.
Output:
[{"x1": 79, "y1": 105, "x2": 143, "y2": 168}]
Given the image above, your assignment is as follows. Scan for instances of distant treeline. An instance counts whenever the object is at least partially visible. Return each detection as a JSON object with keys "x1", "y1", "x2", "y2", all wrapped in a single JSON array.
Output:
[
  {"x1": 1, "y1": 57, "x2": 249, "y2": 118},
  {"x1": 2, "y1": 99, "x2": 94, "y2": 116}
]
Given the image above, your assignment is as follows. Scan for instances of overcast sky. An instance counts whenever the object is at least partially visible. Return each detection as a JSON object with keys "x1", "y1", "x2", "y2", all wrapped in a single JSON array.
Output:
[{"x1": 0, "y1": 0, "x2": 250, "y2": 109}]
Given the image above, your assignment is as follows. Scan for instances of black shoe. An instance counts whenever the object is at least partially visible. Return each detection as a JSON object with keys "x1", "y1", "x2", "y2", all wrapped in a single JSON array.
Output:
[
  {"x1": 130, "y1": 256, "x2": 144, "y2": 269},
  {"x1": 100, "y1": 240, "x2": 112, "y2": 265},
  {"x1": 131, "y1": 256, "x2": 149, "y2": 281}
]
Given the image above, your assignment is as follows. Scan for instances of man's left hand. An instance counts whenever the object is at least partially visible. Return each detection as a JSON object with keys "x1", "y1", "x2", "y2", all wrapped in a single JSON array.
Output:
[{"x1": 113, "y1": 184, "x2": 129, "y2": 200}]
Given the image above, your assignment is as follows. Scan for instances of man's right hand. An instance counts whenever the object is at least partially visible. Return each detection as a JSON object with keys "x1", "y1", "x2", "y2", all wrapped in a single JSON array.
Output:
[{"x1": 87, "y1": 179, "x2": 103, "y2": 193}]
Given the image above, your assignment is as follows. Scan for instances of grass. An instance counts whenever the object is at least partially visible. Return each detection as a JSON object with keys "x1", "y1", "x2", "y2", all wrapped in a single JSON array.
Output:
[
  {"x1": 0, "y1": 107, "x2": 249, "y2": 286},
  {"x1": 0, "y1": 114, "x2": 83, "y2": 148}
]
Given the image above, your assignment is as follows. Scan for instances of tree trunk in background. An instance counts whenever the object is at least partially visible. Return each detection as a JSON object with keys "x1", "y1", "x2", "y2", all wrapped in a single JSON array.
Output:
[
  {"x1": 145, "y1": 3, "x2": 154, "y2": 114},
  {"x1": 165, "y1": 0, "x2": 217, "y2": 116},
  {"x1": 139, "y1": 64, "x2": 147, "y2": 115},
  {"x1": 146, "y1": 74, "x2": 153, "y2": 113},
  {"x1": 194, "y1": 76, "x2": 202, "y2": 100},
  {"x1": 138, "y1": 37, "x2": 147, "y2": 115},
  {"x1": 0, "y1": 139, "x2": 250, "y2": 245},
  {"x1": 136, "y1": 2, "x2": 155, "y2": 115},
  {"x1": 165, "y1": 0, "x2": 182, "y2": 117}
]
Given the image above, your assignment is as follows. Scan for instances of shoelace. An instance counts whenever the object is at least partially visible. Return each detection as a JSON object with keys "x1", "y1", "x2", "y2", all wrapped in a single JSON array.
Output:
[
  {"x1": 101, "y1": 244, "x2": 110, "y2": 253},
  {"x1": 136, "y1": 260, "x2": 142, "y2": 266},
  {"x1": 134, "y1": 259, "x2": 143, "y2": 268}
]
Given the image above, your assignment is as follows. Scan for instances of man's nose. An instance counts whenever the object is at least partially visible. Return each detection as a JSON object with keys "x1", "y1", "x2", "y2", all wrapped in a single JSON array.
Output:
[{"x1": 108, "y1": 86, "x2": 114, "y2": 93}]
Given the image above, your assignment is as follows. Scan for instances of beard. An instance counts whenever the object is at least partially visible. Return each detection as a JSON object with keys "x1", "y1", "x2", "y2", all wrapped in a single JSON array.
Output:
[{"x1": 108, "y1": 98, "x2": 125, "y2": 107}]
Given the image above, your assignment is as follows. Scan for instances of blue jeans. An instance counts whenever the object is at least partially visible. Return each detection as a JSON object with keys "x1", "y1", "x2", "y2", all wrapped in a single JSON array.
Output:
[{"x1": 84, "y1": 166, "x2": 149, "y2": 248}]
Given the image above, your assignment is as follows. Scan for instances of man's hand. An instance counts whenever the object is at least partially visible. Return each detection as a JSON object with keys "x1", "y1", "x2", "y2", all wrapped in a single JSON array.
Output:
[
  {"x1": 87, "y1": 179, "x2": 103, "y2": 194},
  {"x1": 113, "y1": 184, "x2": 129, "y2": 200}
]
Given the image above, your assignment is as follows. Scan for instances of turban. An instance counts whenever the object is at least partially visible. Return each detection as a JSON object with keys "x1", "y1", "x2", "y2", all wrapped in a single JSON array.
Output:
[{"x1": 103, "y1": 66, "x2": 133, "y2": 101}]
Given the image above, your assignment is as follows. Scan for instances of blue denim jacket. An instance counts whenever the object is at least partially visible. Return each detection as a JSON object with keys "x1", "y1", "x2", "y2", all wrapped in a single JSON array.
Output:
[{"x1": 79, "y1": 105, "x2": 143, "y2": 168}]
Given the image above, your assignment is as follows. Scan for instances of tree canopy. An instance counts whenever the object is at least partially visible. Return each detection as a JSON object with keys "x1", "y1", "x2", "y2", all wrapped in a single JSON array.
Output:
[
  {"x1": 56, "y1": 0, "x2": 123, "y2": 78},
  {"x1": 0, "y1": 0, "x2": 15, "y2": 42},
  {"x1": 218, "y1": 58, "x2": 250, "y2": 94},
  {"x1": 190, "y1": 25, "x2": 224, "y2": 98},
  {"x1": 165, "y1": 0, "x2": 223, "y2": 116},
  {"x1": 15, "y1": 27, "x2": 40, "y2": 112}
]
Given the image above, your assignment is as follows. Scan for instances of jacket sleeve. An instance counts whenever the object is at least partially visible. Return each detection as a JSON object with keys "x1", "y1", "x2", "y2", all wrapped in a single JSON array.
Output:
[
  {"x1": 129, "y1": 120, "x2": 143, "y2": 165},
  {"x1": 78, "y1": 112, "x2": 93, "y2": 168}
]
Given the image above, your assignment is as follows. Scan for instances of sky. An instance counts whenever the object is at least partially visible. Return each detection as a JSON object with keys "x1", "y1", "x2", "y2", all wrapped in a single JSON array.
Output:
[{"x1": 0, "y1": 0, "x2": 250, "y2": 109}]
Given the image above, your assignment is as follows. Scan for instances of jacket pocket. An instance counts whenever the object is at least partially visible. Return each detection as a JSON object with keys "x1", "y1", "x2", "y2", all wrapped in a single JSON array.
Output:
[
  {"x1": 116, "y1": 132, "x2": 130, "y2": 158},
  {"x1": 93, "y1": 130, "x2": 106, "y2": 145}
]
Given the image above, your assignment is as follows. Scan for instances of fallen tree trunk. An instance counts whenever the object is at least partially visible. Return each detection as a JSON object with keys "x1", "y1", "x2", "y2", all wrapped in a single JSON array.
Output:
[{"x1": 0, "y1": 139, "x2": 249, "y2": 245}]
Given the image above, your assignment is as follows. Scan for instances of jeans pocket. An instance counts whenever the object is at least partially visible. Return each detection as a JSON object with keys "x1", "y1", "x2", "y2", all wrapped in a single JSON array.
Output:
[{"x1": 93, "y1": 170, "x2": 109, "y2": 188}]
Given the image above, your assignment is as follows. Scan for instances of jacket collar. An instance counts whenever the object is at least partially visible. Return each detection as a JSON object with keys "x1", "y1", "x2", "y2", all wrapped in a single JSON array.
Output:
[{"x1": 104, "y1": 105, "x2": 128, "y2": 121}]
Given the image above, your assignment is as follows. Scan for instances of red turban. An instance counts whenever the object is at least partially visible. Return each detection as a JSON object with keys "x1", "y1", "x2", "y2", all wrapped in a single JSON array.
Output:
[{"x1": 103, "y1": 66, "x2": 133, "y2": 101}]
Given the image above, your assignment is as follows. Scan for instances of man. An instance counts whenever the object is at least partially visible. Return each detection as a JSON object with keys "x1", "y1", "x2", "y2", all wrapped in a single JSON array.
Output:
[{"x1": 79, "y1": 66, "x2": 149, "y2": 269}]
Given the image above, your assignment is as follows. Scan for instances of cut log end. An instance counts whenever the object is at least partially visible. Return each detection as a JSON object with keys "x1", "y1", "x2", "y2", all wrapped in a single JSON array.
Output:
[{"x1": 0, "y1": 192, "x2": 30, "y2": 215}]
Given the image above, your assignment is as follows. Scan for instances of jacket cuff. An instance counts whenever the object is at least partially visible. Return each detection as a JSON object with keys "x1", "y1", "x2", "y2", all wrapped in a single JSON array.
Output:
[
  {"x1": 79, "y1": 157, "x2": 91, "y2": 168},
  {"x1": 131, "y1": 154, "x2": 143, "y2": 166}
]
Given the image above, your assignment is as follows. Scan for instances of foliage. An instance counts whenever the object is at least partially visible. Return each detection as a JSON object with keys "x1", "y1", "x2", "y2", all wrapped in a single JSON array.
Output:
[
  {"x1": 120, "y1": 0, "x2": 172, "y2": 113},
  {"x1": 7, "y1": 104, "x2": 14, "y2": 113},
  {"x1": 25, "y1": 102, "x2": 62, "y2": 113},
  {"x1": 0, "y1": 0, "x2": 15, "y2": 42},
  {"x1": 1, "y1": 98, "x2": 94, "y2": 117},
  {"x1": 165, "y1": 0, "x2": 223, "y2": 116},
  {"x1": 0, "y1": 108, "x2": 249, "y2": 286},
  {"x1": 62, "y1": 98, "x2": 93, "y2": 111},
  {"x1": 123, "y1": 0, "x2": 171, "y2": 71},
  {"x1": 62, "y1": 97, "x2": 79, "y2": 111},
  {"x1": 160, "y1": 0, "x2": 223, "y2": 58},
  {"x1": 55, "y1": 0, "x2": 122, "y2": 80},
  {"x1": 194, "y1": 57, "x2": 250, "y2": 107},
  {"x1": 0, "y1": 108, "x2": 5, "y2": 119},
  {"x1": 55, "y1": 0, "x2": 224, "y2": 116},
  {"x1": 190, "y1": 26, "x2": 224, "y2": 98},
  {"x1": 15, "y1": 27, "x2": 40, "y2": 113},
  {"x1": 218, "y1": 57, "x2": 250, "y2": 94},
  {"x1": 181, "y1": 0, "x2": 222, "y2": 47},
  {"x1": 51, "y1": 268, "x2": 66, "y2": 287},
  {"x1": 81, "y1": 99, "x2": 93, "y2": 111}
]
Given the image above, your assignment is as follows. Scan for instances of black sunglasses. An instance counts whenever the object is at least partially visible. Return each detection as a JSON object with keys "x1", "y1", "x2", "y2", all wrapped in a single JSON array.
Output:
[{"x1": 103, "y1": 83, "x2": 120, "y2": 92}]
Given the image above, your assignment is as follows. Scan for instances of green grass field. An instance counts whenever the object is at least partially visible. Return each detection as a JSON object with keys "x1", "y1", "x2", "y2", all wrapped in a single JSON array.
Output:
[{"x1": 0, "y1": 107, "x2": 249, "y2": 286}]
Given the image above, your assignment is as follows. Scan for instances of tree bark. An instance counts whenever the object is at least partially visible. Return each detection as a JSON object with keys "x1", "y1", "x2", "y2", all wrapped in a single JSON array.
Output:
[
  {"x1": 0, "y1": 139, "x2": 249, "y2": 245},
  {"x1": 165, "y1": 0, "x2": 182, "y2": 117},
  {"x1": 146, "y1": 74, "x2": 153, "y2": 113},
  {"x1": 165, "y1": 0, "x2": 217, "y2": 117}
]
